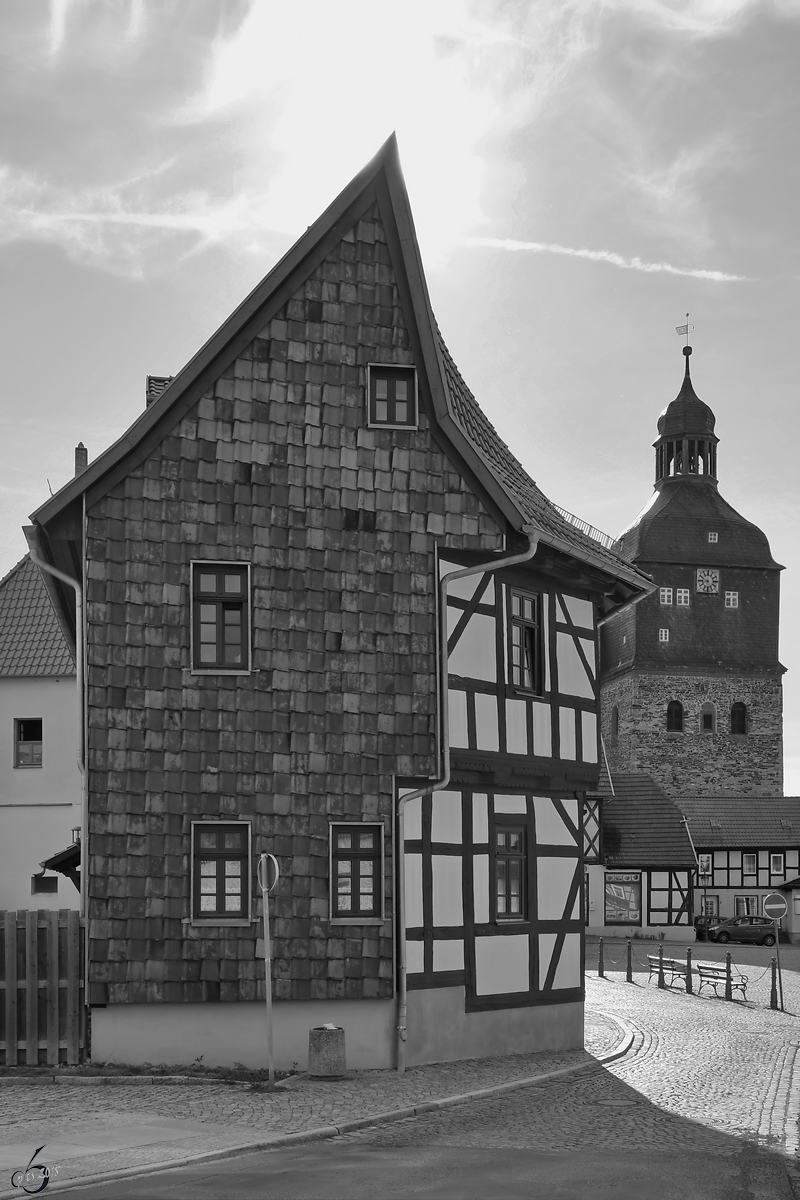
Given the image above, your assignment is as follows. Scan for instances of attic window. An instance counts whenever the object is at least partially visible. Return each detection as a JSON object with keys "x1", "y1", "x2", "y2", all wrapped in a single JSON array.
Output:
[
  {"x1": 367, "y1": 365, "x2": 417, "y2": 429},
  {"x1": 710, "y1": 818, "x2": 722, "y2": 829},
  {"x1": 708, "y1": 532, "x2": 718, "y2": 543}
]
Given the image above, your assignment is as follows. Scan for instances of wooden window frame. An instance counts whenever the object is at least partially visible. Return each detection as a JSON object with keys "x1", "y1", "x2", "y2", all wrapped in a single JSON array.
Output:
[
  {"x1": 366, "y1": 364, "x2": 418, "y2": 429},
  {"x1": 507, "y1": 589, "x2": 544, "y2": 696},
  {"x1": 14, "y1": 717, "x2": 43, "y2": 768},
  {"x1": 329, "y1": 822, "x2": 384, "y2": 923},
  {"x1": 190, "y1": 820, "x2": 252, "y2": 926},
  {"x1": 191, "y1": 561, "x2": 251, "y2": 674},
  {"x1": 724, "y1": 591, "x2": 739, "y2": 609},
  {"x1": 491, "y1": 818, "x2": 528, "y2": 922},
  {"x1": 659, "y1": 587, "x2": 673, "y2": 605},
  {"x1": 742, "y1": 853, "x2": 757, "y2": 877},
  {"x1": 770, "y1": 853, "x2": 785, "y2": 876},
  {"x1": 676, "y1": 589, "x2": 690, "y2": 606}
]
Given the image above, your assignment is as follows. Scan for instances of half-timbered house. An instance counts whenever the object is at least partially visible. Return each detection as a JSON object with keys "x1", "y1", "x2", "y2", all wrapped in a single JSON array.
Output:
[{"x1": 27, "y1": 137, "x2": 651, "y2": 1069}]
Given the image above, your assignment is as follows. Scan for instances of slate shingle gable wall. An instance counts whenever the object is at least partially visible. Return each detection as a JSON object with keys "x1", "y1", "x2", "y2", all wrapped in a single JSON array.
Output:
[{"x1": 84, "y1": 207, "x2": 504, "y2": 1005}]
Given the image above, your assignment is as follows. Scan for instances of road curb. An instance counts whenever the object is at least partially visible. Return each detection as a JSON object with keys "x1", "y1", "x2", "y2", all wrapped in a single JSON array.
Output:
[{"x1": 0, "y1": 1011, "x2": 638, "y2": 1197}]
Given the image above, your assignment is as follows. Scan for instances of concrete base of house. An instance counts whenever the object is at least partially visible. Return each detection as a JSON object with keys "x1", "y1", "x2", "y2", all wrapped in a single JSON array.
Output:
[
  {"x1": 90, "y1": 992, "x2": 584, "y2": 1071},
  {"x1": 587, "y1": 924, "x2": 696, "y2": 943},
  {"x1": 406, "y1": 988, "x2": 583, "y2": 1066}
]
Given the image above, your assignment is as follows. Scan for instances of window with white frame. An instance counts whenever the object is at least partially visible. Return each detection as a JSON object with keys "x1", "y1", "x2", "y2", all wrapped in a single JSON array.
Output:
[
  {"x1": 14, "y1": 718, "x2": 42, "y2": 767},
  {"x1": 330, "y1": 824, "x2": 383, "y2": 919},
  {"x1": 708, "y1": 532, "x2": 718, "y2": 543},
  {"x1": 734, "y1": 895, "x2": 758, "y2": 916},
  {"x1": 676, "y1": 589, "x2": 690, "y2": 606},
  {"x1": 742, "y1": 853, "x2": 757, "y2": 876},
  {"x1": 659, "y1": 587, "x2": 673, "y2": 605},
  {"x1": 191, "y1": 822, "x2": 251, "y2": 921},
  {"x1": 191, "y1": 563, "x2": 250, "y2": 672},
  {"x1": 770, "y1": 853, "x2": 785, "y2": 876},
  {"x1": 724, "y1": 591, "x2": 739, "y2": 609},
  {"x1": 658, "y1": 628, "x2": 669, "y2": 643}
]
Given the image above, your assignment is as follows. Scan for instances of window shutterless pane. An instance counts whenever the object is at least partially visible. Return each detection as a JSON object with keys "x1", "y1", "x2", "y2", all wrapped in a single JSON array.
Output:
[
  {"x1": 198, "y1": 573, "x2": 216, "y2": 592},
  {"x1": 395, "y1": 401, "x2": 407, "y2": 422},
  {"x1": 375, "y1": 399, "x2": 388, "y2": 422},
  {"x1": 375, "y1": 379, "x2": 388, "y2": 400},
  {"x1": 224, "y1": 574, "x2": 241, "y2": 593}
]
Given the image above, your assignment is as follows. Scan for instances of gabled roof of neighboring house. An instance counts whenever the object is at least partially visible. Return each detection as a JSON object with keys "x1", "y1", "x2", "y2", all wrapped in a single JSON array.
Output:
[
  {"x1": 675, "y1": 797, "x2": 800, "y2": 848},
  {"x1": 596, "y1": 772, "x2": 696, "y2": 869},
  {"x1": 0, "y1": 555, "x2": 74, "y2": 677},
  {"x1": 29, "y1": 135, "x2": 652, "y2": 618}
]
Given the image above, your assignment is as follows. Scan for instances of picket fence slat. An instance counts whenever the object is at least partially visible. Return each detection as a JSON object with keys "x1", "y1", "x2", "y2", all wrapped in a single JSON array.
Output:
[{"x1": 1, "y1": 910, "x2": 84, "y2": 1066}]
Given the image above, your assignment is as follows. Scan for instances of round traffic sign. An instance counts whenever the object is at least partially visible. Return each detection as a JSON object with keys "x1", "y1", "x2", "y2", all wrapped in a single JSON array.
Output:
[{"x1": 763, "y1": 892, "x2": 788, "y2": 919}]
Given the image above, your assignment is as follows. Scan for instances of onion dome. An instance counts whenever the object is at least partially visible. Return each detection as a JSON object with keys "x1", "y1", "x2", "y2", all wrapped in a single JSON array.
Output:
[{"x1": 657, "y1": 347, "x2": 716, "y2": 440}]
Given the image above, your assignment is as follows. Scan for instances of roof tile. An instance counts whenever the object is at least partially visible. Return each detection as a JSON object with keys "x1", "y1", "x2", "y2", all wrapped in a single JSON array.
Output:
[{"x1": 0, "y1": 556, "x2": 75, "y2": 677}]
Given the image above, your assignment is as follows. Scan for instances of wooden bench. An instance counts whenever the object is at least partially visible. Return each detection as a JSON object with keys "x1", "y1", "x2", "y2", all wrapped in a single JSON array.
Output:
[
  {"x1": 696, "y1": 962, "x2": 748, "y2": 1000},
  {"x1": 647, "y1": 955, "x2": 689, "y2": 988}
]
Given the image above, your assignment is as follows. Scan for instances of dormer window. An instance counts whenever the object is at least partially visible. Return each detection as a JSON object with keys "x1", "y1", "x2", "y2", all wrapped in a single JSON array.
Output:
[{"x1": 367, "y1": 365, "x2": 417, "y2": 429}]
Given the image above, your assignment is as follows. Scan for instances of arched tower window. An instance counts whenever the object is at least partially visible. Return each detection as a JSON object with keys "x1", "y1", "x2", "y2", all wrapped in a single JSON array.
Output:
[
  {"x1": 731, "y1": 702, "x2": 747, "y2": 735},
  {"x1": 666, "y1": 701, "x2": 683, "y2": 732},
  {"x1": 700, "y1": 703, "x2": 716, "y2": 734}
]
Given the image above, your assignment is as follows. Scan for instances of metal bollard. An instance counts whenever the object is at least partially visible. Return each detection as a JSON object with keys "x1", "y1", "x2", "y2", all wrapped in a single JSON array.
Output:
[
  {"x1": 725, "y1": 952, "x2": 733, "y2": 1001},
  {"x1": 598, "y1": 937, "x2": 604, "y2": 978},
  {"x1": 685, "y1": 947, "x2": 693, "y2": 995},
  {"x1": 626, "y1": 939, "x2": 633, "y2": 983},
  {"x1": 657, "y1": 943, "x2": 665, "y2": 989},
  {"x1": 770, "y1": 958, "x2": 778, "y2": 1011}
]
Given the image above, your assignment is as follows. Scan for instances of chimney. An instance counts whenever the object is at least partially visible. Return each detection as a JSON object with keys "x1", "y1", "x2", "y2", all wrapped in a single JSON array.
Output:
[
  {"x1": 146, "y1": 375, "x2": 174, "y2": 408},
  {"x1": 74, "y1": 443, "x2": 88, "y2": 476}
]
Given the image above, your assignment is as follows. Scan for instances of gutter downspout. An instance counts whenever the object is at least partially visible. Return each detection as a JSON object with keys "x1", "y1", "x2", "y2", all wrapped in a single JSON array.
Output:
[
  {"x1": 595, "y1": 585, "x2": 652, "y2": 627},
  {"x1": 28, "y1": 551, "x2": 88, "y2": 929},
  {"x1": 395, "y1": 525, "x2": 539, "y2": 1074}
]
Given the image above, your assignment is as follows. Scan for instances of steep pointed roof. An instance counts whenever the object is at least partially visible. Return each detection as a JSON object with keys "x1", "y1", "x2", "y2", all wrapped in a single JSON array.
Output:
[
  {"x1": 0, "y1": 556, "x2": 74, "y2": 677},
  {"x1": 657, "y1": 351, "x2": 716, "y2": 440},
  {"x1": 30, "y1": 136, "x2": 651, "y2": 608}
]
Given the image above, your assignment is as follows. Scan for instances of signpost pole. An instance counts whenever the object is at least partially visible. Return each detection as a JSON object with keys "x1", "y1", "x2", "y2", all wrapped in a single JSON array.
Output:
[
  {"x1": 258, "y1": 853, "x2": 280, "y2": 1087},
  {"x1": 763, "y1": 894, "x2": 787, "y2": 1014}
]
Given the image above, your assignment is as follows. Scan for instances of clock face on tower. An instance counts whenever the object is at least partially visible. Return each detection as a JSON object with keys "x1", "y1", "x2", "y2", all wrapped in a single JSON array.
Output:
[{"x1": 696, "y1": 568, "x2": 720, "y2": 594}]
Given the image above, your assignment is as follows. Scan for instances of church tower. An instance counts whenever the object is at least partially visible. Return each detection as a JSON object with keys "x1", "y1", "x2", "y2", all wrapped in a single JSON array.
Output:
[{"x1": 600, "y1": 345, "x2": 784, "y2": 797}]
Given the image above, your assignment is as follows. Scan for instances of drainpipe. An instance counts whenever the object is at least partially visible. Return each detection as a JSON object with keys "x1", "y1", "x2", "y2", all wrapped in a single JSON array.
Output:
[
  {"x1": 28, "y1": 552, "x2": 87, "y2": 925},
  {"x1": 595, "y1": 586, "x2": 652, "y2": 627},
  {"x1": 395, "y1": 525, "x2": 540, "y2": 1074}
]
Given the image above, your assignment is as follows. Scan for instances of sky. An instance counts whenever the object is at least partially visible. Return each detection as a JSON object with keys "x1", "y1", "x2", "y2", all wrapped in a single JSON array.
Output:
[{"x1": 0, "y1": 0, "x2": 798, "y2": 789}]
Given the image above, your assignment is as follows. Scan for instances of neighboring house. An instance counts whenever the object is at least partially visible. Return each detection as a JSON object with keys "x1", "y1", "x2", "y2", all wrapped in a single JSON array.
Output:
[
  {"x1": 584, "y1": 772, "x2": 695, "y2": 941},
  {"x1": 0, "y1": 555, "x2": 80, "y2": 910},
  {"x1": 600, "y1": 345, "x2": 784, "y2": 797},
  {"x1": 677, "y1": 796, "x2": 800, "y2": 928},
  {"x1": 27, "y1": 137, "x2": 651, "y2": 1070}
]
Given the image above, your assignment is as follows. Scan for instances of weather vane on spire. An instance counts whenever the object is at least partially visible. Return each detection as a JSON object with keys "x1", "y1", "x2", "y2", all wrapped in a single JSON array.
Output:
[{"x1": 675, "y1": 313, "x2": 694, "y2": 347}]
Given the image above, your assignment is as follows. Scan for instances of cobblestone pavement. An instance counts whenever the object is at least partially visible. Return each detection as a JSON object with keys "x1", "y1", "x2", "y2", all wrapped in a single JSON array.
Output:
[
  {"x1": 2, "y1": 942, "x2": 799, "y2": 1196},
  {"x1": 0, "y1": 1016, "x2": 620, "y2": 1195}
]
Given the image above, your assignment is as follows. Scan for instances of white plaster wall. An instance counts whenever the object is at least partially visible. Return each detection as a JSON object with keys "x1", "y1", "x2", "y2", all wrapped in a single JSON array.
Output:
[
  {"x1": 91, "y1": 999, "x2": 397, "y2": 1070},
  {"x1": 0, "y1": 676, "x2": 80, "y2": 910}
]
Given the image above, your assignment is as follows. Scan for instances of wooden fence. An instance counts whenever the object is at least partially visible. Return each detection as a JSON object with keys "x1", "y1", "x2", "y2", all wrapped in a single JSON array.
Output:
[{"x1": 1, "y1": 910, "x2": 85, "y2": 1065}]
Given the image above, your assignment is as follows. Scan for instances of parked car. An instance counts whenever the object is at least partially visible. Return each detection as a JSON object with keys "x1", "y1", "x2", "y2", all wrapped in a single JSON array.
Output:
[
  {"x1": 707, "y1": 916, "x2": 777, "y2": 946},
  {"x1": 693, "y1": 915, "x2": 722, "y2": 942}
]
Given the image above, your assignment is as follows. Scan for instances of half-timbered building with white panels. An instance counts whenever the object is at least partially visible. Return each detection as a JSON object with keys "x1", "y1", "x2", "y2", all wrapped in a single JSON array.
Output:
[{"x1": 27, "y1": 137, "x2": 651, "y2": 1070}]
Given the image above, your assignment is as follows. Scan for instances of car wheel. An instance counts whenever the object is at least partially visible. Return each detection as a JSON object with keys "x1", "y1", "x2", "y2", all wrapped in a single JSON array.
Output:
[
  {"x1": 716, "y1": 931, "x2": 730, "y2": 943},
  {"x1": 763, "y1": 934, "x2": 776, "y2": 947}
]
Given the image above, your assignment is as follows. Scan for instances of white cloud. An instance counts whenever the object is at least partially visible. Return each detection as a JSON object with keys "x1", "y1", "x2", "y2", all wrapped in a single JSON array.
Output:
[{"x1": 464, "y1": 235, "x2": 745, "y2": 281}]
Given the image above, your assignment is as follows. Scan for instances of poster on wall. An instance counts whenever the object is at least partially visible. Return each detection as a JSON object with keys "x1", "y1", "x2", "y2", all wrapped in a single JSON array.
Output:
[
  {"x1": 605, "y1": 872, "x2": 641, "y2": 924},
  {"x1": 698, "y1": 853, "x2": 712, "y2": 878}
]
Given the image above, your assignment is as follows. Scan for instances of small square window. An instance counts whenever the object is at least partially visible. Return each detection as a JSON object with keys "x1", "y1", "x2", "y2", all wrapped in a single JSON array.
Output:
[
  {"x1": 367, "y1": 366, "x2": 418, "y2": 428},
  {"x1": 191, "y1": 822, "x2": 250, "y2": 921},
  {"x1": 15, "y1": 718, "x2": 42, "y2": 767},
  {"x1": 676, "y1": 589, "x2": 690, "y2": 606},
  {"x1": 658, "y1": 628, "x2": 669, "y2": 643},
  {"x1": 330, "y1": 823, "x2": 383, "y2": 919},
  {"x1": 191, "y1": 563, "x2": 250, "y2": 672},
  {"x1": 708, "y1": 532, "x2": 718, "y2": 543},
  {"x1": 725, "y1": 591, "x2": 739, "y2": 609},
  {"x1": 770, "y1": 853, "x2": 785, "y2": 876},
  {"x1": 659, "y1": 588, "x2": 673, "y2": 605}
]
